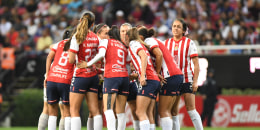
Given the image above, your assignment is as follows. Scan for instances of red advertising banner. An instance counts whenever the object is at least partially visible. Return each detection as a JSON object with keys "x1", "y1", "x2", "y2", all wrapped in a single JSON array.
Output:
[{"x1": 179, "y1": 96, "x2": 260, "y2": 127}]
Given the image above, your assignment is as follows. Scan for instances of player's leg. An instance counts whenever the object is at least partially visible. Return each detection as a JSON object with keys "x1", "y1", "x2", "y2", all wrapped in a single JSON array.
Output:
[
  {"x1": 171, "y1": 96, "x2": 181, "y2": 130},
  {"x1": 116, "y1": 94, "x2": 128, "y2": 130},
  {"x1": 136, "y1": 95, "x2": 151, "y2": 130},
  {"x1": 46, "y1": 81, "x2": 60, "y2": 130},
  {"x1": 159, "y1": 95, "x2": 176, "y2": 130},
  {"x1": 58, "y1": 102, "x2": 65, "y2": 130},
  {"x1": 59, "y1": 83, "x2": 70, "y2": 130},
  {"x1": 70, "y1": 92, "x2": 84, "y2": 130},
  {"x1": 128, "y1": 100, "x2": 139, "y2": 130},
  {"x1": 183, "y1": 92, "x2": 203, "y2": 130},
  {"x1": 86, "y1": 91, "x2": 103, "y2": 130},
  {"x1": 87, "y1": 113, "x2": 94, "y2": 130},
  {"x1": 147, "y1": 99, "x2": 156, "y2": 130},
  {"x1": 127, "y1": 81, "x2": 139, "y2": 130},
  {"x1": 38, "y1": 88, "x2": 49, "y2": 130}
]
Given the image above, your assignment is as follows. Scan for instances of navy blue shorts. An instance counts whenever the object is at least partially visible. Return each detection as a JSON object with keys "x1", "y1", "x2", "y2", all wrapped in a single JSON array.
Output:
[
  {"x1": 103, "y1": 77, "x2": 129, "y2": 95},
  {"x1": 160, "y1": 75, "x2": 183, "y2": 96},
  {"x1": 47, "y1": 81, "x2": 70, "y2": 105},
  {"x1": 137, "y1": 80, "x2": 160, "y2": 99},
  {"x1": 70, "y1": 75, "x2": 99, "y2": 94},
  {"x1": 127, "y1": 81, "x2": 138, "y2": 101},
  {"x1": 180, "y1": 82, "x2": 196, "y2": 94}
]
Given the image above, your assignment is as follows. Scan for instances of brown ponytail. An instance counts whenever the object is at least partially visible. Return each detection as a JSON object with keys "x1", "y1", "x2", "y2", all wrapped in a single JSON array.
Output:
[
  {"x1": 75, "y1": 11, "x2": 95, "y2": 45},
  {"x1": 127, "y1": 27, "x2": 149, "y2": 48}
]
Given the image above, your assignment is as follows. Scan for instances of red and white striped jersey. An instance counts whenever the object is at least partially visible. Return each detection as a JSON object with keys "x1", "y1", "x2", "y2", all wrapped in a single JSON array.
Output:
[
  {"x1": 69, "y1": 31, "x2": 100, "y2": 77},
  {"x1": 144, "y1": 38, "x2": 182, "y2": 78},
  {"x1": 99, "y1": 39, "x2": 129, "y2": 78},
  {"x1": 128, "y1": 40, "x2": 159, "y2": 81},
  {"x1": 47, "y1": 39, "x2": 75, "y2": 84},
  {"x1": 164, "y1": 36, "x2": 198, "y2": 83}
]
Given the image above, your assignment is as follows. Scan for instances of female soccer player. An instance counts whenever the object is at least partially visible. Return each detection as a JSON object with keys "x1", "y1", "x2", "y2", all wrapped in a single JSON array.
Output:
[
  {"x1": 125, "y1": 28, "x2": 160, "y2": 130},
  {"x1": 86, "y1": 23, "x2": 109, "y2": 130},
  {"x1": 38, "y1": 30, "x2": 72, "y2": 130},
  {"x1": 77, "y1": 25, "x2": 130, "y2": 130},
  {"x1": 164, "y1": 19, "x2": 203, "y2": 130},
  {"x1": 67, "y1": 11, "x2": 102, "y2": 130},
  {"x1": 45, "y1": 29, "x2": 74, "y2": 130},
  {"x1": 138, "y1": 27, "x2": 183, "y2": 130},
  {"x1": 120, "y1": 23, "x2": 140, "y2": 130}
]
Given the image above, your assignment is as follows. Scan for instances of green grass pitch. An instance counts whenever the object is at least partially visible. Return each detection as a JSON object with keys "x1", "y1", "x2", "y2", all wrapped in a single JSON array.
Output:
[{"x1": 1, "y1": 127, "x2": 260, "y2": 130}]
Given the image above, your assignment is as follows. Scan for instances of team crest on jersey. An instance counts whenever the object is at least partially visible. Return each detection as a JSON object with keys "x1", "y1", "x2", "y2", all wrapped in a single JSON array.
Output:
[{"x1": 175, "y1": 46, "x2": 178, "y2": 50}]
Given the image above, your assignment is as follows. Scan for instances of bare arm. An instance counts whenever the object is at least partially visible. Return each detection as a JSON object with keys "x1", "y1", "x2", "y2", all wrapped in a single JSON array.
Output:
[
  {"x1": 138, "y1": 50, "x2": 148, "y2": 86},
  {"x1": 192, "y1": 56, "x2": 200, "y2": 93},
  {"x1": 44, "y1": 50, "x2": 55, "y2": 88},
  {"x1": 69, "y1": 52, "x2": 76, "y2": 64},
  {"x1": 151, "y1": 47, "x2": 163, "y2": 74}
]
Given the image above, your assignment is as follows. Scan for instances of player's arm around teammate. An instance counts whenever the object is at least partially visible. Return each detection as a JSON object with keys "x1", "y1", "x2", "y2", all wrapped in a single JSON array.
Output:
[
  {"x1": 68, "y1": 11, "x2": 102, "y2": 130},
  {"x1": 125, "y1": 28, "x2": 161, "y2": 130}
]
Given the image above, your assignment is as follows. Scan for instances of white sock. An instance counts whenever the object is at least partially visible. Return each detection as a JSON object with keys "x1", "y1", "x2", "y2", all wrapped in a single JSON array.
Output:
[
  {"x1": 48, "y1": 116, "x2": 57, "y2": 130},
  {"x1": 140, "y1": 120, "x2": 150, "y2": 130},
  {"x1": 87, "y1": 117, "x2": 93, "y2": 130},
  {"x1": 150, "y1": 124, "x2": 155, "y2": 130},
  {"x1": 38, "y1": 113, "x2": 48, "y2": 130},
  {"x1": 59, "y1": 118, "x2": 65, "y2": 130},
  {"x1": 160, "y1": 117, "x2": 172, "y2": 130},
  {"x1": 172, "y1": 116, "x2": 180, "y2": 130},
  {"x1": 117, "y1": 113, "x2": 126, "y2": 130},
  {"x1": 94, "y1": 115, "x2": 103, "y2": 130},
  {"x1": 133, "y1": 120, "x2": 140, "y2": 130},
  {"x1": 104, "y1": 110, "x2": 116, "y2": 130},
  {"x1": 188, "y1": 110, "x2": 203, "y2": 130},
  {"x1": 71, "y1": 117, "x2": 81, "y2": 130},
  {"x1": 65, "y1": 117, "x2": 71, "y2": 130}
]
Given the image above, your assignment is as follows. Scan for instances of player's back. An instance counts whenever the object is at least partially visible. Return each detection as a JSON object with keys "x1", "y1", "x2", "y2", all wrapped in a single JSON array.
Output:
[
  {"x1": 47, "y1": 40, "x2": 74, "y2": 84},
  {"x1": 104, "y1": 39, "x2": 128, "y2": 78}
]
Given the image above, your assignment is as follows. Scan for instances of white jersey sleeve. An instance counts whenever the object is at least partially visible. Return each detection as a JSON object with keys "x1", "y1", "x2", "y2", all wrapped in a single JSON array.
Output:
[
  {"x1": 144, "y1": 38, "x2": 159, "y2": 50},
  {"x1": 51, "y1": 42, "x2": 59, "y2": 52},
  {"x1": 129, "y1": 40, "x2": 144, "y2": 55},
  {"x1": 189, "y1": 40, "x2": 198, "y2": 57},
  {"x1": 69, "y1": 34, "x2": 79, "y2": 52}
]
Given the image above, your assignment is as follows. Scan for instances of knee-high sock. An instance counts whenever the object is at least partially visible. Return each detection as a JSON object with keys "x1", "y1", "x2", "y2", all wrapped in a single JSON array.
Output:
[
  {"x1": 59, "y1": 118, "x2": 65, "y2": 130},
  {"x1": 160, "y1": 117, "x2": 172, "y2": 130},
  {"x1": 64, "y1": 117, "x2": 71, "y2": 130},
  {"x1": 71, "y1": 117, "x2": 81, "y2": 130},
  {"x1": 139, "y1": 120, "x2": 150, "y2": 130},
  {"x1": 133, "y1": 120, "x2": 140, "y2": 130},
  {"x1": 87, "y1": 117, "x2": 93, "y2": 130},
  {"x1": 38, "y1": 113, "x2": 48, "y2": 130},
  {"x1": 94, "y1": 115, "x2": 103, "y2": 130},
  {"x1": 172, "y1": 116, "x2": 180, "y2": 130},
  {"x1": 104, "y1": 109, "x2": 116, "y2": 130},
  {"x1": 117, "y1": 113, "x2": 126, "y2": 130},
  {"x1": 48, "y1": 116, "x2": 57, "y2": 130},
  {"x1": 150, "y1": 124, "x2": 155, "y2": 130},
  {"x1": 188, "y1": 110, "x2": 203, "y2": 130}
]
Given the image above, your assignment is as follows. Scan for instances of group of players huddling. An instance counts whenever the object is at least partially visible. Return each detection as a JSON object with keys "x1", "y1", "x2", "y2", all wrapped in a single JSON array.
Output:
[{"x1": 37, "y1": 11, "x2": 203, "y2": 130}]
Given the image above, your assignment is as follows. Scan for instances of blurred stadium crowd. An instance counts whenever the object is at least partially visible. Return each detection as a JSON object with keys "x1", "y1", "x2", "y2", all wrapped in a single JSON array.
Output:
[{"x1": 0, "y1": 0, "x2": 259, "y2": 55}]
